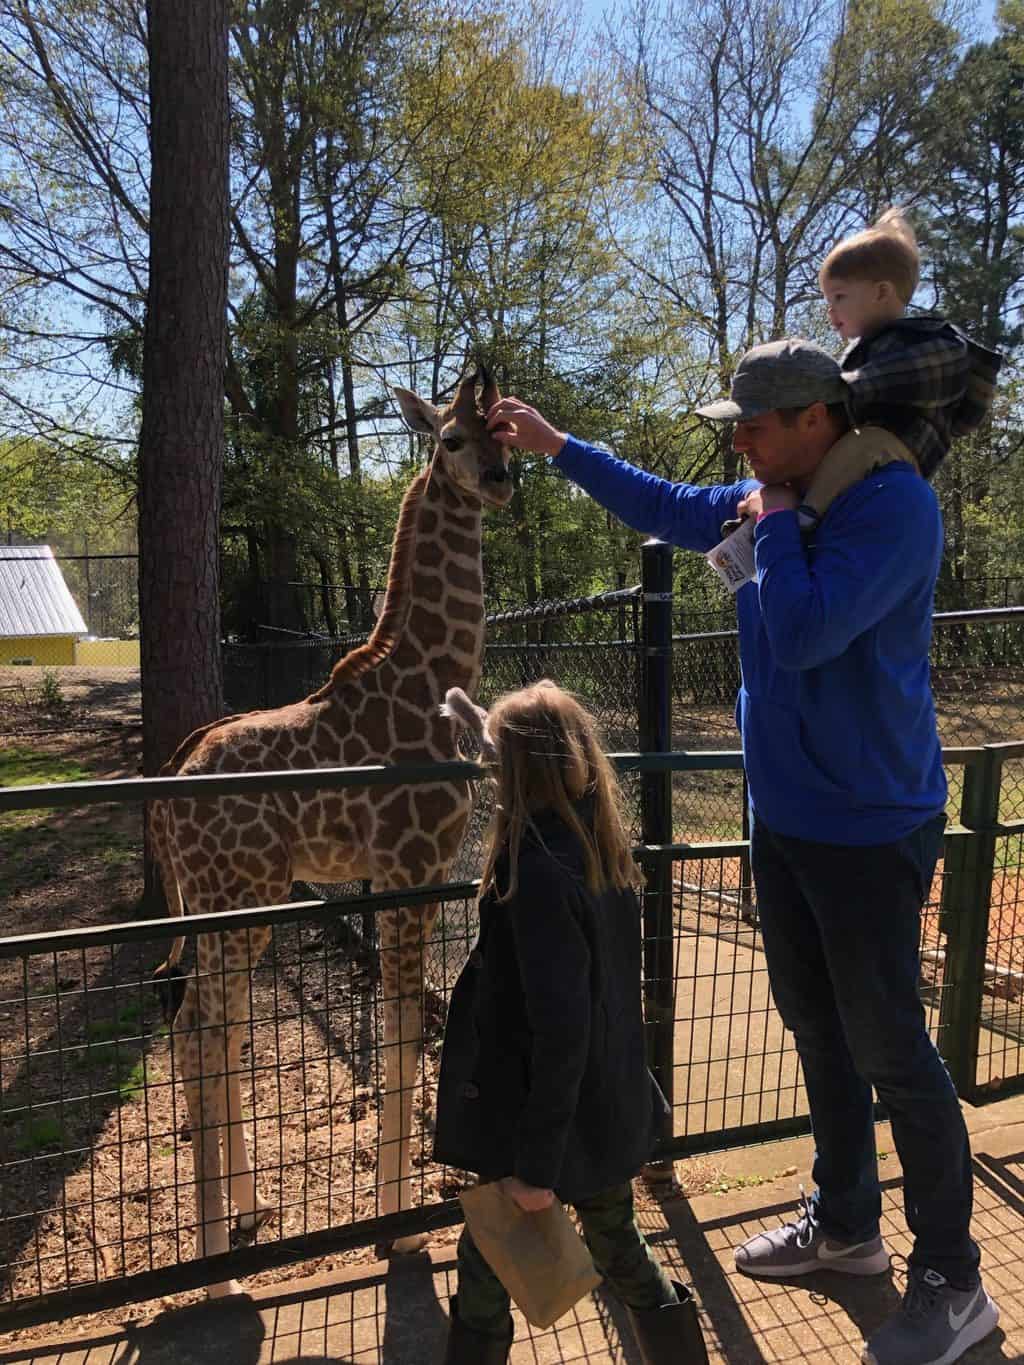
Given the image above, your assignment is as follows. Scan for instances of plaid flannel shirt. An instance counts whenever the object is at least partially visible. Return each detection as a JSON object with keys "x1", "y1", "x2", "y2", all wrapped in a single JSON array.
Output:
[{"x1": 841, "y1": 317, "x2": 1003, "y2": 479}]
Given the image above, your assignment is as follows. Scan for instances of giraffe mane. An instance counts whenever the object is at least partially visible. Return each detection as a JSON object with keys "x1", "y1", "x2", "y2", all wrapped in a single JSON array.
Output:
[{"x1": 308, "y1": 466, "x2": 431, "y2": 700}]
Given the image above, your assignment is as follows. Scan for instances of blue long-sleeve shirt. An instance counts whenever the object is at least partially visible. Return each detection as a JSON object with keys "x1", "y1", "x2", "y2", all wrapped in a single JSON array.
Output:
[{"x1": 555, "y1": 434, "x2": 947, "y2": 845}]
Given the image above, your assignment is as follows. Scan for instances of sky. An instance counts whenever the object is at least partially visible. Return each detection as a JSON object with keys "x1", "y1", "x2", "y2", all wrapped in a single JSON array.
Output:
[{"x1": 576, "y1": 0, "x2": 1001, "y2": 40}]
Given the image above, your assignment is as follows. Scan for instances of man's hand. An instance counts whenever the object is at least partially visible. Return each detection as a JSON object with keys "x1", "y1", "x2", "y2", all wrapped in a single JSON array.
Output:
[
  {"x1": 502, "y1": 1176, "x2": 555, "y2": 1212},
  {"x1": 486, "y1": 397, "x2": 567, "y2": 458},
  {"x1": 738, "y1": 485, "x2": 799, "y2": 519}
]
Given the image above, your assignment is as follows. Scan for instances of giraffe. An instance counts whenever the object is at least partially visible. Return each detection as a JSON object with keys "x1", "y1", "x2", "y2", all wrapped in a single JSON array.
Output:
[{"x1": 150, "y1": 367, "x2": 512, "y2": 1296}]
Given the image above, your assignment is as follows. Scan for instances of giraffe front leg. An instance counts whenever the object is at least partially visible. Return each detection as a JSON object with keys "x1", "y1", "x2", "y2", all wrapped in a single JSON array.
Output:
[
  {"x1": 178, "y1": 1021, "x2": 242, "y2": 1298},
  {"x1": 379, "y1": 988, "x2": 429, "y2": 1254},
  {"x1": 225, "y1": 1032, "x2": 274, "y2": 1239}
]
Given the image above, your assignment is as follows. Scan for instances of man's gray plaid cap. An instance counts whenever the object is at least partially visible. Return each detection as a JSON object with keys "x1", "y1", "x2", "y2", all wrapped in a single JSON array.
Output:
[{"x1": 696, "y1": 339, "x2": 847, "y2": 421}]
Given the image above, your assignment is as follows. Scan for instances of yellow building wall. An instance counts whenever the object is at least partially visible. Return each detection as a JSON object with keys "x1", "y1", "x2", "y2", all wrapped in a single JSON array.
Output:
[
  {"x1": 75, "y1": 639, "x2": 140, "y2": 666},
  {"x1": 0, "y1": 636, "x2": 76, "y2": 666}
]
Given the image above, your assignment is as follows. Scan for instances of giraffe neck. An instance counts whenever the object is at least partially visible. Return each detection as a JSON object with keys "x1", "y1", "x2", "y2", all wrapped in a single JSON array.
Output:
[
  {"x1": 314, "y1": 456, "x2": 484, "y2": 706},
  {"x1": 389, "y1": 458, "x2": 485, "y2": 699}
]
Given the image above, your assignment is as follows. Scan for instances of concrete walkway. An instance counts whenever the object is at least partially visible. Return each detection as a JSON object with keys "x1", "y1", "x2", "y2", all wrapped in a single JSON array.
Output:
[{"x1": 4, "y1": 1096, "x2": 1024, "y2": 1365}]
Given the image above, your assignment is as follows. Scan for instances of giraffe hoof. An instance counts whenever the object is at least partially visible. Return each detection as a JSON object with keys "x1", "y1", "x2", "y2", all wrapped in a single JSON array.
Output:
[
  {"x1": 388, "y1": 1232, "x2": 430, "y2": 1256},
  {"x1": 207, "y1": 1278, "x2": 246, "y2": 1300},
  {"x1": 231, "y1": 1203, "x2": 275, "y2": 1246}
]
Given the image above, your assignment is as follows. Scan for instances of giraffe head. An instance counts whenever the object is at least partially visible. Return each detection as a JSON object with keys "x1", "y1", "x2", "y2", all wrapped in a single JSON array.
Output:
[{"x1": 392, "y1": 366, "x2": 513, "y2": 507}]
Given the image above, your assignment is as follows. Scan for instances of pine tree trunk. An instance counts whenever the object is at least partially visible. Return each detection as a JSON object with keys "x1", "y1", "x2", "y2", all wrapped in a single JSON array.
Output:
[{"x1": 139, "y1": 0, "x2": 228, "y2": 875}]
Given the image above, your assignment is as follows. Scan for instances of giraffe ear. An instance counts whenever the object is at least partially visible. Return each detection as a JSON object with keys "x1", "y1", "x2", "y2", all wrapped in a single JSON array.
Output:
[
  {"x1": 392, "y1": 386, "x2": 439, "y2": 436},
  {"x1": 440, "y1": 687, "x2": 498, "y2": 762}
]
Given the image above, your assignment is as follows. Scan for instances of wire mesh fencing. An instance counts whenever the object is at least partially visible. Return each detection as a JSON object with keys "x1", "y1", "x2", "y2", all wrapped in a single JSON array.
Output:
[
  {"x1": 975, "y1": 826, "x2": 1024, "y2": 1096},
  {"x1": 660, "y1": 837, "x2": 953, "y2": 1153},
  {"x1": 0, "y1": 800, "x2": 976, "y2": 1324},
  {"x1": 0, "y1": 887, "x2": 480, "y2": 1325}
]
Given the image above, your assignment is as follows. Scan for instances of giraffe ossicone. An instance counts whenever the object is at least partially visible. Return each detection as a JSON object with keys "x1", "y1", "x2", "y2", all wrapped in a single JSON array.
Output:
[{"x1": 150, "y1": 367, "x2": 512, "y2": 1296}]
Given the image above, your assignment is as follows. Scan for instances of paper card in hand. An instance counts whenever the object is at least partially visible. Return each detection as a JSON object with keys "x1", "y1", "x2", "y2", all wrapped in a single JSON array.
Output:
[
  {"x1": 706, "y1": 517, "x2": 756, "y2": 594},
  {"x1": 458, "y1": 1181, "x2": 601, "y2": 1328}
]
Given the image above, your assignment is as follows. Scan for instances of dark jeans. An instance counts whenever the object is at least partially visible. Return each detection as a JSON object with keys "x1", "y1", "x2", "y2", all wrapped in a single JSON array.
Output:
[
  {"x1": 456, "y1": 1181, "x2": 676, "y2": 1339},
  {"x1": 751, "y1": 813, "x2": 980, "y2": 1286}
]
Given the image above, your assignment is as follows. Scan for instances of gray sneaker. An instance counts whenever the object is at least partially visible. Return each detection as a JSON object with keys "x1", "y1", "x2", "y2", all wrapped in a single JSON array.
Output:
[
  {"x1": 734, "y1": 1190, "x2": 890, "y2": 1278},
  {"x1": 862, "y1": 1267, "x2": 999, "y2": 1365}
]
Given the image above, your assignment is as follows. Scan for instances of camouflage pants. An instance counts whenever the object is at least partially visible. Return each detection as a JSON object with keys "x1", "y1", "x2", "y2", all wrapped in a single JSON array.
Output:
[{"x1": 456, "y1": 1180, "x2": 677, "y2": 1339}]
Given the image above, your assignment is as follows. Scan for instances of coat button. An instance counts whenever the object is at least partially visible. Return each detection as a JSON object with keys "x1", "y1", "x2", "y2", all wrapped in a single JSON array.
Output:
[
  {"x1": 459, "y1": 1081, "x2": 479, "y2": 1099},
  {"x1": 468, "y1": 949, "x2": 483, "y2": 968}
]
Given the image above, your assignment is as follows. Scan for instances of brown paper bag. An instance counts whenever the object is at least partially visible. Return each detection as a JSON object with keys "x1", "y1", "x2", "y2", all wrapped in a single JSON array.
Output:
[{"x1": 458, "y1": 1181, "x2": 601, "y2": 1328}]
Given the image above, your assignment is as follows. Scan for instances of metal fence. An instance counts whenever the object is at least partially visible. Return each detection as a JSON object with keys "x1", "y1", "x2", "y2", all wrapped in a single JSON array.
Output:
[{"x1": 0, "y1": 740, "x2": 1018, "y2": 1328}]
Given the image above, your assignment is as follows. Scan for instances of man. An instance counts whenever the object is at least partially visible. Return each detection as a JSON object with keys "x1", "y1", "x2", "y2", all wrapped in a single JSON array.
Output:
[{"x1": 486, "y1": 339, "x2": 998, "y2": 1365}]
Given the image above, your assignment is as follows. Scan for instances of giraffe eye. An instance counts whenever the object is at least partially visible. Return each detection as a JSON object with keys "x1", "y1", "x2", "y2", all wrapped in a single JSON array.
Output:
[{"x1": 442, "y1": 434, "x2": 463, "y2": 452}]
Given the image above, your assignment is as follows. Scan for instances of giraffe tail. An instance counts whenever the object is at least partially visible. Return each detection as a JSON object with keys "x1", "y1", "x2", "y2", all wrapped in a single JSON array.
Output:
[{"x1": 149, "y1": 802, "x2": 188, "y2": 1022}]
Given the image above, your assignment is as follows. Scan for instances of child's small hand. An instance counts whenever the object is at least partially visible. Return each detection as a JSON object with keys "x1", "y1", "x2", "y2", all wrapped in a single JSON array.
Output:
[{"x1": 502, "y1": 1176, "x2": 555, "y2": 1212}]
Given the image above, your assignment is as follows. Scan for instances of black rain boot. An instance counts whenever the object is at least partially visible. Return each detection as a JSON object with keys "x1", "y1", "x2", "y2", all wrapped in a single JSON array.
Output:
[
  {"x1": 442, "y1": 1295, "x2": 514, "y2": 1364},
  {"x1": 626, "y1": 1280, "x2": 709, "y2": 1365}
]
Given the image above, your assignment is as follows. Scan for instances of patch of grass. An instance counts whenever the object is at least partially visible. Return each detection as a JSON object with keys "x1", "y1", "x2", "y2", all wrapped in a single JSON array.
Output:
[
  {"x1": 0, "y1": 822, "x2": 55, "y2": 888},
  {"x1": 74, "y1": 1041, "x2": 118, "y2": 1068},
  {"x1": 97, "y1": 845, "x2": 139, "y2": 868},
  {"x1": 118, "y1": 1059, "x2": 148, "y2": 1105},
  {"x1": 83, "y1": 1009, "x2": 146, "y2": 1044},
  {"x1": 0, "y1": 747, "x2": 92, "y2": 788},
  {"x1": 13, "y1": 1115, "x2": 63, "y2": 1155}
]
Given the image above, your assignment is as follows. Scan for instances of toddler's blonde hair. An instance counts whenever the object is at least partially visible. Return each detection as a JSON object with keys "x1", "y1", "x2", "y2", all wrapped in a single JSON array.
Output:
[
  {"x1": 820, "y1": 207, "x2": 920, "y2": 305},
  {"x1": 478, "y1": 680, "x2": 641, "y2": 901}
]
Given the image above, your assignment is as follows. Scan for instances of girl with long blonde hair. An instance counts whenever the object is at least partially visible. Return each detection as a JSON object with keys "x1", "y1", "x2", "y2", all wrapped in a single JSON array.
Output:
[{"x1": 434, "y1": 681, "x2": 706, "y2": 1365}]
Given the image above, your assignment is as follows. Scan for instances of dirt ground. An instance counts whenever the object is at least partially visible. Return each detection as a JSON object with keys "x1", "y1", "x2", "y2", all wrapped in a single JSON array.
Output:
[{"x1": 0, "y1": 668, "x2": 142, "y2": 738}]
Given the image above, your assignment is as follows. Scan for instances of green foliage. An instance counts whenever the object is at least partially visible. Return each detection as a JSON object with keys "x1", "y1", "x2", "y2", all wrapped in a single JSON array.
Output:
[
  {"x1": 0, "y1": 0, "x2": 1021, "y2": 619},
  {"x1": 11, "y1": 1115, "x2": 63, "y2": 1155},
  {"x1": 0, "y1": 439, "x2": 135, "y2": 556},
  {"x1": 37, "y1": 670, "x2": 69, "y2": 717},
  {"x1": 117, "y1": 1059, "x2": 149, "y2": 1105}
]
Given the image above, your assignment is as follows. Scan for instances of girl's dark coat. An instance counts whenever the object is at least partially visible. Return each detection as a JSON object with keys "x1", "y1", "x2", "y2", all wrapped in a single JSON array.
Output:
[{"x1": 432, "y1": 808, "x2": 667, "y2": 1201}]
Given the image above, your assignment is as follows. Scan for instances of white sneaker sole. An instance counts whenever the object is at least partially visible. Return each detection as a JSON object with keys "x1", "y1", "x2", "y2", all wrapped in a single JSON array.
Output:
[
  {"x1": 735, "y1": 1242, "x2": 891, "y2": 1278},
  {"x1": 860, "y1": 1293, "x2": 999, "y2": 1365}
]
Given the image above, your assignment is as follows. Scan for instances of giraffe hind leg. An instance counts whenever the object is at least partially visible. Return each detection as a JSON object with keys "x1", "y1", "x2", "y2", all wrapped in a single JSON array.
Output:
[{"x1": 225, "y1": 1026, "x2": 275, "y2": 1241}]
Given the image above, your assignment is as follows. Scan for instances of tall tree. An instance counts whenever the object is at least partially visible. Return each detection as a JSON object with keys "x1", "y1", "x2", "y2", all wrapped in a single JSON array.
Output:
[
  {"x1": 399, "y1": 0, "x2": 639, "y2": 603},
  {"x1": 914, "y1": 10, "x2": 1024, "y2": 596},
  {"x1": 139, "y1": 0, "x2": 228, "y2": 781}
]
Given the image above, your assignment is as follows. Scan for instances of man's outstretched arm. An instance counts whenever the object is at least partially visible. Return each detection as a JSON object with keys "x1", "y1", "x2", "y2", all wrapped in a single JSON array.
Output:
[{"x1": 487, "y1": 396, "x2": 749, "y2": 554}]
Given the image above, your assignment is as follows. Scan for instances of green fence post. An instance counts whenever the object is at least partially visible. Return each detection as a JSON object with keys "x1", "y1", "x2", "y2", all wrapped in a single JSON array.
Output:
[
  {"x1": 639, "y1": 540, "x2": 676, "y2": 1180},
  {"x1": 939, "y1": 748, "x2": 1000, "y2": 1099}
]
